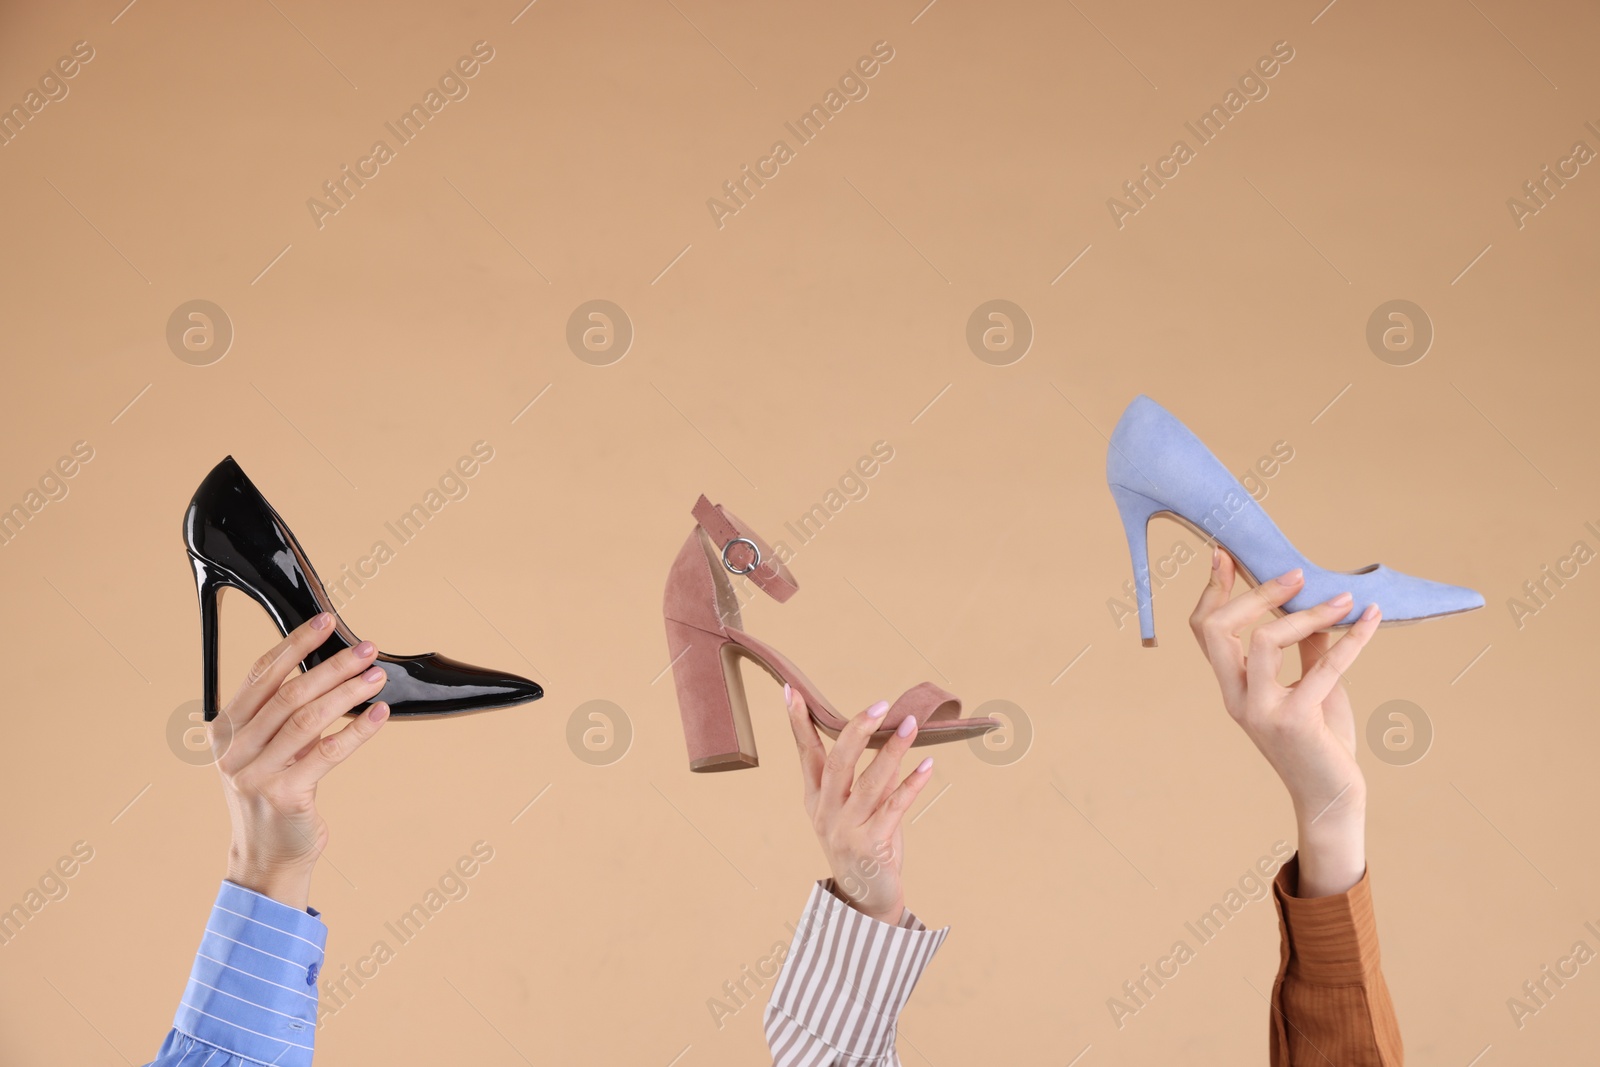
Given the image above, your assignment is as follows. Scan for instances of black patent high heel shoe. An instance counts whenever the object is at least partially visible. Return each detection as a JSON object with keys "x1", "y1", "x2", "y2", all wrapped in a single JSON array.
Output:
[{"x1": 183, "y1": 456, "x2": 543, "y2": 721}]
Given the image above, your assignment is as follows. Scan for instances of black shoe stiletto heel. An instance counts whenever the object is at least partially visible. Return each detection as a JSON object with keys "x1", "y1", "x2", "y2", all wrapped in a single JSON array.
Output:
[
  {"x1": 183, "y1": 456, "x2": 543, "y2": 721},
  {"x1": 190, "y1": 554, "x2": 228, "y2": 718}
]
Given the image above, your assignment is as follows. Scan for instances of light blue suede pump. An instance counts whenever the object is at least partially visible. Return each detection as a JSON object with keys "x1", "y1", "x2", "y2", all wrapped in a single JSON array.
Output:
[{"x1": 1106, "y1": 395, "x2": 1483, "y2": 646}]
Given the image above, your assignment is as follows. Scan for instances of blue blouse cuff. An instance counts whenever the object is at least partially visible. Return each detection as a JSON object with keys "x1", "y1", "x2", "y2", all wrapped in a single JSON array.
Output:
[{"x1": 169, "y1": 881, "x2": 325, "y2": 1067}]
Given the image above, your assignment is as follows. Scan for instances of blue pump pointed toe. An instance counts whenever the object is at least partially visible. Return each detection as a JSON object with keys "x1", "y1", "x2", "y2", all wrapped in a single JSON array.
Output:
[{"x1": 1106, "y1": 395, "x2": 1483, "y2": 646}]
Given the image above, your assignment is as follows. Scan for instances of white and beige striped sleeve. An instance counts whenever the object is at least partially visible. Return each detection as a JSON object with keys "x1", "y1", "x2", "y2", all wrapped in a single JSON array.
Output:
[{"x1": 764, "y1": 880, "x2": 950, "y2": 1067}]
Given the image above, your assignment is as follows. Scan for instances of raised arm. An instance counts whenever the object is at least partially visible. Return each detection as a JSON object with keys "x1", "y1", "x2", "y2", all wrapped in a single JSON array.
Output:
[
  {"x1": 764, "y1": 687, "x2": 947, "y2": 1067},
  {"x1": 1188, "y1": 553, "x2": 1402, "y2": 1066},
  {"x1": 146, "y1": 613, "x2": 389, "y2": 1067}
]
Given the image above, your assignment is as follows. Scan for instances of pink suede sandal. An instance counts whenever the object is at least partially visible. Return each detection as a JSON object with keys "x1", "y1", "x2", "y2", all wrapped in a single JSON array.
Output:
[{"x1": 663, "y1": 495, "x2": 999, "y2": 772}]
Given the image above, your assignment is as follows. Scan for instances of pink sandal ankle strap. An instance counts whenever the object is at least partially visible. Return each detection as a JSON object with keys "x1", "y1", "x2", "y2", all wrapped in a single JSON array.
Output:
[{"x1": 692, "y1": 494, "x2": 799, "y2": 603}]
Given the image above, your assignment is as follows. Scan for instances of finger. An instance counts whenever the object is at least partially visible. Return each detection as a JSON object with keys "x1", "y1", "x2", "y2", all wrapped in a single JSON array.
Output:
[
  {"x1": 231, "y1": 640, "x2": 379, "y2": 761},
  {"x1": 818, "y1": 700, "x2": 888, "y2": 817},
  {"x1": 1208, "y1": 568, "x2": 1304, "y2": 639},
  {"x1": 1246, "y1": 591, "x2": 1349, "y2": 696},
  {"x1": 870, "y1": 756, "x2": 935, "y2": 834},
  {"x1": 289, "y1": 733, "x2": 320, "y2": 765},
  {"x1": 1295, "y1": 604, "x2": 1381, "y2": 709},
  {"x1": 1251, "y1": 592, "x2": 1353, "y2": 656},
  {"x1": 844, "y1": 714, "x2": 920, "y2": 823},
  {"x1": 1297, "y1": 629, "x2": 1331, "y2": 678},
  {"x1": 1217, "y1": 570, "x2": 1305, "y2": 699},
  {"x1": 1188, "y1": 545, "x2": 1236, "y2": 652},
  {"x1": 783, "y1": 684, "x2": 827, "y2": 807},
  {"x1": 1194, "y1": 551, "x2": 1248, "y2": 707},
  {"x1": 284, "y1": 702, "x2": 391, "y2": 787},
  {"x1": 284, "y1": 695, "x2": 378, "y2": 767},
  {"x1": 1299, "y1": 631, "x2": 1357, "y2": 748},
  {"x1": 256, "y1": 662, "x2": 389, "y2": 770},
  {"x1": 285, "y1": 717, "x2": 348, "y2": 764},
  {"x1": 222, "y1": 614, "x2": 338, "y2": 730}
]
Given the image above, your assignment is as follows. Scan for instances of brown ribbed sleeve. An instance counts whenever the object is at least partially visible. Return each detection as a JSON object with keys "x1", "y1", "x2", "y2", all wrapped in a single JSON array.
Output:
[{"x1": 1269, "y1": 856, "x2": 1403, "y2": 1066}]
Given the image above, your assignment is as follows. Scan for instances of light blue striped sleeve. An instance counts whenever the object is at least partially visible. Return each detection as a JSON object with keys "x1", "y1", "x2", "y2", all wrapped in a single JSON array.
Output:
[{"x1": 145, "y1": 881, "x2": 326, "y2": 1067}]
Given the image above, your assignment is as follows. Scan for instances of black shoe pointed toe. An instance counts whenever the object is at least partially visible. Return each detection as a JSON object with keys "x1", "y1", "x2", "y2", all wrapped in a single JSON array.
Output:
[
  {"x1": 371, "y1": 653, "x2": 543, "y2": 716},
  {"x1": 183, "y1": 456, "x2": 543, "y2": 721}
]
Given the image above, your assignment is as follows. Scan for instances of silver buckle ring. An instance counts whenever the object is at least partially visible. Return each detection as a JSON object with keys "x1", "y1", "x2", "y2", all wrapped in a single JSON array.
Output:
[{"x1": 721, "y1": 537, "x2": 761, "y2": 575}]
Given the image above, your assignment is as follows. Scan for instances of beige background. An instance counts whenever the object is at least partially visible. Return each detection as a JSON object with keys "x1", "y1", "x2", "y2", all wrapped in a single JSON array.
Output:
[{"x1": 2, "y1": 0, "x2": 1597, "y2": 1063}]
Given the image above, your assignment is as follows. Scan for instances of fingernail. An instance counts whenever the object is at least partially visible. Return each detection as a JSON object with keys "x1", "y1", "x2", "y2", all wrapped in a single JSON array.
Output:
[
  {"x1": 311, "y1": 613, "x2": 332, "y2": 630},
  {"x1": 369, "y1": 702, "x2": 390, "y2": 722},
  {"x1": 1211, "y1": 546, "x2": 1220, "y2": 570},
  {"x1": 1330, "y1": 592, "x2": 1353, "y2": 607},
  {"x1": 355, "y1": 641, "x2": 376, "y2": 657},
  {"x1": 1280, "y1": 569, "x2": 1303, "y2": 585},
  {"x1": 867, "y1": 700, "x2": 890, "y2": 719},
  {"x1": 897, "y1": 715, "x2": 917, "y2": 738},
  {"x1": 1362, "y1": 603, "x2": 1379, "y2": 621},
  {"x1": 362, "y1": 665, "x2": 385, "y2": 683},
  {"x1": 783, "y1": 682, "x2": 792, "y2": 706},
  {"x1": 916, "y1": 756, "x2": 934, "y2": 774}
]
